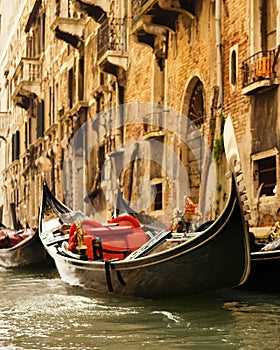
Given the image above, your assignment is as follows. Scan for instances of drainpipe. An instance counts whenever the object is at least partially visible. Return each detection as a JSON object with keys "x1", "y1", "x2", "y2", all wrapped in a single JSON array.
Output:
[
  {"x1": 277, "y1": 0, "x2": 280, "y2": 47},
  {"x1": 215, "y1": 0, "x2": 223, "y2": 107}
]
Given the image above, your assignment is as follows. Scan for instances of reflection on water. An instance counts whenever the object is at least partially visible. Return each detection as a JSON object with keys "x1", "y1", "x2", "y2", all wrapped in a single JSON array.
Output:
[{"x1": 0, "y1": 265, "x2": 280, "y2": 350}]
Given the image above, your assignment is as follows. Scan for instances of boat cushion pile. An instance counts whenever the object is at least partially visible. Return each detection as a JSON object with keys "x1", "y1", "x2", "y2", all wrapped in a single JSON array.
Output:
[
  {"x1": 69, "y1": 217, "x2": 148, "y2": 260},
  {"x1": 0, "y1": 228, "x2": 34, "y2": 248}
]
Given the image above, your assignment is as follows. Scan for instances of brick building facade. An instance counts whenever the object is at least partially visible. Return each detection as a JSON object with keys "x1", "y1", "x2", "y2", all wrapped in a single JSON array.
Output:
[{"x1": 0, "y1": 0, "x2": 279, "y2": 232}]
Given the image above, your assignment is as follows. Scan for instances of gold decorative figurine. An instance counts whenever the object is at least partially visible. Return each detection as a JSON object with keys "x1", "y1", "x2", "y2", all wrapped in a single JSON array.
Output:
[{"x1": 75, "y1": 218, "x2": 88, "y2": 253}]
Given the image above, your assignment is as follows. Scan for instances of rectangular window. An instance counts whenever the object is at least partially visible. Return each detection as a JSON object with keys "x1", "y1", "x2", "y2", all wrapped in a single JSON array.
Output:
[
  {"x1": 68, "y1": 68, "x2": 74, "y2": 109},
  {"x1": 25, "y1": 122, "x2": 28, "y2": 148},
  {"x1": 98, "y1": 145, "x2": 105, "y2": 170},
  {"x1": 49, "y1": 86, "x2": 52, "y2": 125},
  {"x1": 256, "y1": 156, "x2": 276, "y2": 196},
  {"x1": 29, "y1": 117, "x2": 32, "y2": 144},
  {"x1": 78, "y1": 57, "x2": 84, "y2": 101},
  {"x1": 12, "y1": 131, "x2": 20, "y2": 161},
  {"x1": 149, "y1": 136, "x2": 164, "y2": 179},
  {"x1": 152, "y1": 182, "x2": 163, "y2": 211},
  {"x1": 37, "y1": 101, "x2": 44, "y2": 138}
]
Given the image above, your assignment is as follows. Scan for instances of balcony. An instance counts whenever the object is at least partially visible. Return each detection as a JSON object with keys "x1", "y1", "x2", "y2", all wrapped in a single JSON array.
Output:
[
  {"x1": 12, "y1": 58, "x2": 41, "y2": 110},
  {"x1": 72, "y1": 0, "x2": 108, "y2": 22},
  {"x1": 132, "y1": 0, "x2": 195, "y2": 47},
  {"x1": 51, "y1": 0, "x2": 85, "y2": 50},
  {"x1": 97, "y1": 17, "x2": 128, "y2": 78},
  {"x1": 242, "y1": 47, "x2": 280, "y2": 95},
  {"x1": 0, "y1": 112, "x2": 8, "y2": 140}
]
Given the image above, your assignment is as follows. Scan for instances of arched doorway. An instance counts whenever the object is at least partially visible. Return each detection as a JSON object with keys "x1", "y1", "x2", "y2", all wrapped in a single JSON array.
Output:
[{"x1": 181, "y1": 77, "x2": 205, "y2": 204}]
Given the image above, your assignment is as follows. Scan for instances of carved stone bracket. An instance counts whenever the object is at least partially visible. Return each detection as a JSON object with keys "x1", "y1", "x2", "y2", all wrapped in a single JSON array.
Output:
[
  {"x1": 158, "y1": 0, "x2": 195, "y2": 19},
  {"x1": 52, "y1": 18, "x2": 85, "y2": 49},
  {"x1": 134, "y1": 22, "x2": 167, "y2": 69},
  {"x1": 72, "y1": 0, "x2": 107, "y2": 22},
  {"x1": 81, "y1": 0, "x2": 110, "y2": 12}
]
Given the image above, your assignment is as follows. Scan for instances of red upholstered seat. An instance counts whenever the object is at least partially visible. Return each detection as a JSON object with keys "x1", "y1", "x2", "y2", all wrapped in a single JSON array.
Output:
[
  {"x1": 0, "y1": 230, "x2": 9, "y2": 248},
  {"x1": 109, "y1": 215, "x2": 141, "y2": 228},
  {"x1": 0, "y1": 229, "x2": 33, "y2": 248},
  {"x1": 70, "y1": 217, "x2": 148, "y2": 260}
]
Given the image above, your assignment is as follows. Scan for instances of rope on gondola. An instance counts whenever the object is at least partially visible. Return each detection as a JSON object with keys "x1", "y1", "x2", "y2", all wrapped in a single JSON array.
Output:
[
  {"x1": 105, "y1": 260, "x2": 113, "y2": 292},
  {"x1": 116, "y1": 271, "x2": 126, "y2": 287},
  {"x1": 105, "y1": 259, "x2": 119, "y2": 293}
]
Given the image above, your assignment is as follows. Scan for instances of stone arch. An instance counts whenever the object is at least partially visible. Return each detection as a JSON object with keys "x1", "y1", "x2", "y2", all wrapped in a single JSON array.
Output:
[{"x1": 180, "y1": 76, "x2": 206, "y2": 204}]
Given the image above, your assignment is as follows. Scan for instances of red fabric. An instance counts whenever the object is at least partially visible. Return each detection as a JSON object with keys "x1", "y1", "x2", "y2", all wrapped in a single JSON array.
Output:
[
  {"x1": 0, "y1": 230, "x2": 9, "y2": 248},
  {"x1": 83, "y1": 235, "x2": 93, "y2": 258},
  {"x1": 0, "y1": 228, "x2": 34, "y2": 248},
  {"x1": 109, "y1": 215, "x2": 141, "y2": 228},
  {"x1": 18, "y1": 228, "x2": 34, "y2": 239},
  {"x1": 69, "y1": 218, "x2": 148, "y2": 260},
  {"x1": 125, "y1": 228, "x2": 149, "y2": 251},
  {"x1": 69, "y1": 219, "x2": 102, "y2": 252},
  {"x1": 68, "y1": 224, "x2": 78, "y2": 252}
]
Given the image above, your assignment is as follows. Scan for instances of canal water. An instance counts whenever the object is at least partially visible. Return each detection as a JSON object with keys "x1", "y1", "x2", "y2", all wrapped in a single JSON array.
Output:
[{"x1": 1, "y1": 263, "x2": 279, "y2": 350}]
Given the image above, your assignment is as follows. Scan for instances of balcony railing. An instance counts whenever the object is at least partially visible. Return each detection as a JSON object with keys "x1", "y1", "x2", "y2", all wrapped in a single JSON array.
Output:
[
  {"x1": 97, "y1": 17, "x2": 127, "y2": 61},
  {"x1": 242, "y1": 48, "x2": 279, "y2": 88},
  {"x1": 14, "y1": 58, "x2": 40, "y2": 84},
  {"x1": 52, "y1": 0, "x2": 82, "y2": 21},
  {"x1": 12, "y1": 58, "x2": 41, "y2": 102}
]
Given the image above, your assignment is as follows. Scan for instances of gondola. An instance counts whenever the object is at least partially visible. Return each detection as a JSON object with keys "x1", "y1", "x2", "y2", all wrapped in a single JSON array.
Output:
[
  {"x1": 0, "y1": 223, "x2": 46, "y2": 268},
  {"x1": 38, "y1": 166, "x2": 251, "y2": 299}
]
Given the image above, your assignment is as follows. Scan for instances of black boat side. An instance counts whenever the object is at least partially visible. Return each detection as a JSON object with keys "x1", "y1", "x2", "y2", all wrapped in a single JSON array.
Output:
[{"x1": 38, "y1": 173, "x2": 251, "y2": 299}]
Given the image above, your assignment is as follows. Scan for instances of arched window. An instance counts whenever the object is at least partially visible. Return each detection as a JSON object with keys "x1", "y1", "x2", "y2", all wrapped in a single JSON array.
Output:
[
  {"x1": 188, "y1": 80, "x2": 205, "y2": 128},
  {"x1": 230, "y1": 45, "x2": 238, "y2": 90},
  {"x1": 231, "y1": 50, "x2": 237, "y2": 85}
]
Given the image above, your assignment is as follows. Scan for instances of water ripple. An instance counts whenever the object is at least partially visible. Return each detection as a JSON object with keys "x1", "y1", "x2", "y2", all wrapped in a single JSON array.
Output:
[{"x1": 1, "y1": 268, "x2": 280, "y2": 349}]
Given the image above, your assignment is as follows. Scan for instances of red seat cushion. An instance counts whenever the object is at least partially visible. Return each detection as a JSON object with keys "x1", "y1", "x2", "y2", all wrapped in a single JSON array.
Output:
[
  {"x1": 70, "y1": 218, "x2": 148, "y2": 260},
  {"x1": 109, "y1": 215, "x2": 141, "y2": 228}
]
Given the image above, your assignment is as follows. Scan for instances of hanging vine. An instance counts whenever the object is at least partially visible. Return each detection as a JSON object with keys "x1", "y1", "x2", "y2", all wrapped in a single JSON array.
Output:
[{"x1": 213, "y1": 111, "x2": 225, "y2": 163}]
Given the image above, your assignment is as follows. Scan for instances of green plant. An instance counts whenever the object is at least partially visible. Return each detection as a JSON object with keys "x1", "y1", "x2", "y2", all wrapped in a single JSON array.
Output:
[{"x1": 213, "y1": 136, "x2": 225, "y2": 162}]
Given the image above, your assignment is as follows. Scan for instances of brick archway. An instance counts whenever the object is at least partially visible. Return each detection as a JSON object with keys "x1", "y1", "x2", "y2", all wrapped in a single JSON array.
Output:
[{"x1": 181, "y1": 77, "x2": 205, "y2": 204}]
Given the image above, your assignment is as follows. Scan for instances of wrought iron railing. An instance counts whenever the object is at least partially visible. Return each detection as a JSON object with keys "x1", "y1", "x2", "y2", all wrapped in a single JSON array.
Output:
[
  {"x1": 242, "y1": 48, "x2": 279, "y2": 87},
  {"x1": 97, "y1": 17, "x2": 127, "y2": 60}
]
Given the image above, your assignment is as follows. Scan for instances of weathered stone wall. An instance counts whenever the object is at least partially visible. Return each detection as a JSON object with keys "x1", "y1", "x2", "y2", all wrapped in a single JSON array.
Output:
[{"x1": 2, "y1": 0, "x2": 280, "y2": 228}]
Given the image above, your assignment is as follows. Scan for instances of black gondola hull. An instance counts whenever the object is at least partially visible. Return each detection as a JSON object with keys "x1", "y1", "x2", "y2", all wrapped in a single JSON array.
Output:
[
  {"x1": 242, "y1": 250, "x2": 280, "y2": 292},
  {"x1": 0, "y1": 232, "x2": 46, "y2": 268},
  {"x1": 39, "y1": 178, "x2": 251, "y2": 299}
]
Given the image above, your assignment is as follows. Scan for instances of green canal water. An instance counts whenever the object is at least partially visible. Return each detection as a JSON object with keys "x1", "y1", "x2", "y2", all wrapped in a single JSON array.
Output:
[{"x1": 0, "y1": 263, "x2": 279, "y2": 350}]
